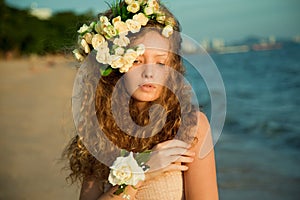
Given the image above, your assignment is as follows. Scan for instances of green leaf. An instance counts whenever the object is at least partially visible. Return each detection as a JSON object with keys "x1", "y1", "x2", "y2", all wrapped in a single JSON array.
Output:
[
  {"x1": 120, "y1": 149, "x2": 128, "y2": 157},
  {"x1": 100, "y1": 67, "x2": 112, "y2": 76},
  {"x1": 135, "y1": 150, "x2": 151, "y2": 166},
  {"x1": 113, "y1": 184, "x2": 127, "y2": 195}
]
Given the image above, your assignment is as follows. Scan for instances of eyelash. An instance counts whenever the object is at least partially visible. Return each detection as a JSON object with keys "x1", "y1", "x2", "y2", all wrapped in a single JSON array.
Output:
[{"x1": 133, "y1": 60, "x2": 166, "y2": 66}]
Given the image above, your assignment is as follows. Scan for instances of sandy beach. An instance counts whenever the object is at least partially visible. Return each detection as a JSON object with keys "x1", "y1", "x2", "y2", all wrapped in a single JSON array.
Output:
[{"x1": 0, "y1": 56, "x2": 299, "y2": 200}]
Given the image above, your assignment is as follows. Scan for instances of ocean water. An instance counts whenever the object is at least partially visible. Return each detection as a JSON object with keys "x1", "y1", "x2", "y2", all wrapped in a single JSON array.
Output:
[{"x1": 184, "y1": 43, "x2": 300, "y2": 150}]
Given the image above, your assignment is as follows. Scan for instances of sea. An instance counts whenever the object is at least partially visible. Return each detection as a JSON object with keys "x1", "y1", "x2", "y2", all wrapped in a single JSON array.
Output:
[
  {"x1": 183, "y1": 42, "x2": 300, "y2": 151},
  {"x1": 181, "y1": 42, "x2": 300, "y2": 199}
]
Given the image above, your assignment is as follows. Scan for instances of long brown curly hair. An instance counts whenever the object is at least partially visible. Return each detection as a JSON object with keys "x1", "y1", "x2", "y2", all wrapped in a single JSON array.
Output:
[{"x1": 63, "y1": 1, "x2": 198, "y2": 190}]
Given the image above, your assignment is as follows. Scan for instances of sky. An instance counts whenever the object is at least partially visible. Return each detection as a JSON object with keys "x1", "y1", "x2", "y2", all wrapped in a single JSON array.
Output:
[{"x1": 5, "y1": 0, "x2": 300, "y2": 43}]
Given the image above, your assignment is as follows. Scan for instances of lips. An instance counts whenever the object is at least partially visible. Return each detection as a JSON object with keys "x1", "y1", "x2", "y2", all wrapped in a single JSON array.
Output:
[{"x1": 139, "y1": 83, "x2": 156, "y2": 92}]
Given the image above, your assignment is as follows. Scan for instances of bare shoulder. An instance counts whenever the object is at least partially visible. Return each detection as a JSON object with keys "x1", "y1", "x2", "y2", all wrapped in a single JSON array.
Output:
[
  {"x1": 196, "y1": 111, "x2": 210, "y2": 137},
  {"x1": 189, "y1": 112, "x2": 212, "y2": 154}
]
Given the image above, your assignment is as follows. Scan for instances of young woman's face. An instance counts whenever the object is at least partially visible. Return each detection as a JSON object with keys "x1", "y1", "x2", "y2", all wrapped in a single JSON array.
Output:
[{"x1": 124, "y1": 31, "x2": 171, "y2": 107}]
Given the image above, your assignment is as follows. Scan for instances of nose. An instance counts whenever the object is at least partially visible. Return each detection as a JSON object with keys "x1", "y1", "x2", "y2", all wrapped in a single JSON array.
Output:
[{"x1": 142, "y1": 64, "x2": 154, "y2": 79}]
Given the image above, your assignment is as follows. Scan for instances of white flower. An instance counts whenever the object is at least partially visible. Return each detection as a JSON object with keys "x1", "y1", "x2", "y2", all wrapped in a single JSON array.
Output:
[
  {"x1": 156, "y1": 12, "x2": 166, "y2": 24},
  {"x1": 133, "y1": 13, "x2": 149, "y2": 26},
  {"x1": 84, "y1": 32, "x2": 93, "y2": 44},
  {"x1": 103, "y1": 25, "x2": 118, "y2": 39},
  {"x1": 113, "y1": 34, "x2": 130, "y2": 47},
  {"x1": 95, "y1": 41, "x2": 111, "y2": 64},
  {"x1": 108, "y1": 152, "x2": 145, "y2": 186},
  {"x1": 92, "y1": 34, "x2": 105, "y2": 49},
  {"x1": 136, "y1": 44, "x2": 145, "y2": 56},
  {"x1": 127, "y1": 1, "x2": 140, "y2": 13},
  {"x1": 144, "y1": 6, "x2": 154, "y2": 15},
  {"x1": 80, "y1": 39, "x2": 90, "y2": 54},
  {"x1": 110, "y1": 55, "x2": 124, "y2": 69},
  {"x1": 119, "y1": 64, "x2": 131, "y2": 73},
  {"x1": 126, "y1": 19, "x2": 141, "y2": 33},
  {"x1": 125, "y1": 0, "x2": 134, "y2": 5},
  {"x1": 113, "y1": 21, "x2": 129, "y2": 35},
  {"x1": 124, "y1": 49, "x2": 139, "y2": 64},
  {"x1": 72, "y1": 49, "x2": 85, "y2": 62},
  {"x1": 162, "y1": 25, "x2": 173, "y2": 38},
  {"x1": 100, "y1": 16, "x2": 109, "y2": 25},
  {"x1": 147, "y1": 0, "x2": 159, "y2": 12},
  {"x1": 112, "y1": 16, "x2": 121, "y2": 25},
  {"x1": 114, "y1": 46, "x2": 125, "y2": 56},
  {"x1": 77, "y1": 24, "x2": 90, "y2": 34}
]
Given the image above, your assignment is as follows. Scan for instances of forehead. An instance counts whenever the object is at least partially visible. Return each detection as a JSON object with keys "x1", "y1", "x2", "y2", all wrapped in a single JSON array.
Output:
[{"x1": 132, "y1": 30, "x2": 170, "y2": 53}]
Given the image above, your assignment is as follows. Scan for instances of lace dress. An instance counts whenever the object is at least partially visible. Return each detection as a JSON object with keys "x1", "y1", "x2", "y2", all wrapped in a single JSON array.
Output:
[{"x1": 135, "y1": 171, "x2": 184, "y2": 200}]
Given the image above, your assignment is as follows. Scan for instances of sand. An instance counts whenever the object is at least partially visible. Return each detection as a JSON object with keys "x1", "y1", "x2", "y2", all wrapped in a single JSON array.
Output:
[
  {"x1": 0, "y1": 56, "x2": 299, "y2": 200},
  {"x1": 0, "y1": 56, "x2": 79, "y2": 199}
]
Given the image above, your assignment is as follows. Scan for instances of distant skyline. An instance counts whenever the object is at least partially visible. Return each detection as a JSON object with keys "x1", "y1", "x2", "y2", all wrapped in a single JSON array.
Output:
[{"x1": 5, "y1": 0, "x2": 300, "y2": 42}]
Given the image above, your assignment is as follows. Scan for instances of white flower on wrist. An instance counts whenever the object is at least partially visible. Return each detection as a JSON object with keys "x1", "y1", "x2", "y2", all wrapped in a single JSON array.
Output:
[{"x1": 108, "y1": 152, "x2": 145, "y2": 186}]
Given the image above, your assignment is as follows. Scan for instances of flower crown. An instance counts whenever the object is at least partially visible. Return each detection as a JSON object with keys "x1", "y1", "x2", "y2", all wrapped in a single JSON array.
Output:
[{"x1": 73, "y1": 0, "x2": 174, "y2": 76}]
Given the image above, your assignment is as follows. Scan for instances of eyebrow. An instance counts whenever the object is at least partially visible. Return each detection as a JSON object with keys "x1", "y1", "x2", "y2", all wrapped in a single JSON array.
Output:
[{"x1": 154, "y1": 53, "x2": 168, "y2": 58}]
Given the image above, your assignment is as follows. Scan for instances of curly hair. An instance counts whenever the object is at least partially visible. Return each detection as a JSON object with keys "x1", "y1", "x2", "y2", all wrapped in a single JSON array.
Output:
[{"x1": 62, "y1": 1, "x2": 198, "y2": 189}]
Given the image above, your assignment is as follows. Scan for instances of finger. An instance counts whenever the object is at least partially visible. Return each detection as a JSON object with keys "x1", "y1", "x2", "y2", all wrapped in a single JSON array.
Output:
[
  {"x1": 156, "y1": 147, "x2": 195, "y2": 157},
  {"x1": 154, "y1": 139, "x2": 191, "y2": 150},
  {"x1": 163, "y1": 164, "x2": 189, "y2": 172},
  {"x1": 172, "y1": 155, "x2": 194, "y2": 164}
]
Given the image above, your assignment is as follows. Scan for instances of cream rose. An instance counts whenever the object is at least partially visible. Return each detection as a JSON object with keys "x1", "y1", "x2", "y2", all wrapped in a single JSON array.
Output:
[
  {"x1": 114, "y1": 21, "x2": 129, "y2": 35},
  {"x1": 126, "y1": 19, "x2": 141, "y2": 33},
  {"x1": 100, "y1": 16, "x2": 109, "y2": 24},
  {"x1": 133, "y1": 13, "x2": 149, "y2": 26},
  {"x1": 124, "y1": 49, "x2": 138, "y2": 64},
  {"x1": 144, "y1": 6, "x2": 154, "y2": 15},
  {"x1": 72, "y1": 49, "x2": 85, "y2": 62},
  {"x1": 80, "y1": 38, "x2": 90, "y2": 54},
  {"x1": 95, "y1": 41, "x2": 111, "y2": 64},
  {"x1": 92, "y1": 34, "x2": 105, "y2": 49},
  {"x1": 147, "y1": 0, "x2": 159, "y2": 12},
  {"x1": 84, "y1": 32, "x2": 93, "y2": 44},
  {"x1": 103, "y1": 25, "x2": 118, "y2": 39},
  {"x1": 125, "y1": 0, "x2": 134, "y2": 5},
  {"x1": 110, "y1": 55, "x2": 124, "y2": 69},
  {"x1": 127, "y1": 1, "x2": 140, "y2": 13},
  {"x1": 113, "y1": 34, "x2": 130, "y2": 47},
  {"x1": 77, "y1": 24, "x2": 90, "y2": 34},
  {"x1": 156, "y1": 12, "x2": 166, "y2": 24},
  {"x1": 162, "y1": 25, "x2": 173, "y2": 38},
  {"x1": 112, "y1": 16, "x2": 121, "y2": 25},
  {"x1": 136, "y1": 44, "x2": 145, "y2": 56},
  {"x1": 108, "y1": 152, "x2": 145, "y2": 186},
  {"x1": 114, "y1": 46, "x2": 125, "y2": 56}
]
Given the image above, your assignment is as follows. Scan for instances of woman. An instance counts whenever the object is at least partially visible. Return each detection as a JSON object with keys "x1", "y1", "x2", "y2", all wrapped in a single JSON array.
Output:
[{"x1": 64, "y1": 1, "x2": 218, "y2": 199}]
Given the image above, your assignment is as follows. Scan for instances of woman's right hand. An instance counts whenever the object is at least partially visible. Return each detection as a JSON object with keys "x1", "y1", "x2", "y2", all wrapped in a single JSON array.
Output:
[{"x1": 144, "y1": 139, "x2": 195, "y2": 179}]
